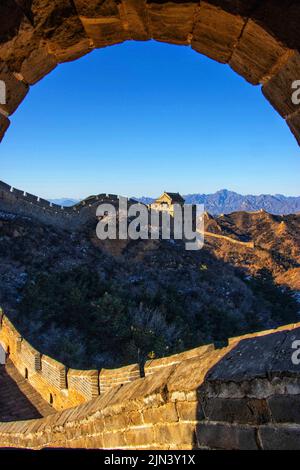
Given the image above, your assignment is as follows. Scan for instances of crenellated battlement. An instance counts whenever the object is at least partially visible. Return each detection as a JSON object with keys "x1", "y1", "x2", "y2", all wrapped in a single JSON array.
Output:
[
  {"x1": 0, "y1": 180, "x2": 137, "y2": 231},
  {"x1": 1, "y1": 308, "x2": 300, "y2": 449}
]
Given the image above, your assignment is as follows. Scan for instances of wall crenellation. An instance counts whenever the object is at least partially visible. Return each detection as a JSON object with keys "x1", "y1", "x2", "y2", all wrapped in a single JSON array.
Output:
[
  {"x1": 0, "y1": 180, "x2": 136, "y2": 230},
  {"x1": 1, "y1": 306, "x2": 300, "y2": 413},
  {"x1": 1, "y1": 310, "x2": 300, "y2": 449}
]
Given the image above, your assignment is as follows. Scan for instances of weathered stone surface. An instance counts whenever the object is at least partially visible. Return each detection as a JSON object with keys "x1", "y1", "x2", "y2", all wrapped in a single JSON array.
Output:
[
  {"x1": 230, "y1": 20, "x2": 288, "y2": 85},
  {"x1": 167, "y1": 347, "x2": 234, "y2": 394},
  {"x1": 0, "y1": 113, "x2": 10, "y2": 142},
  {"x1": 0, "y1": 63, "x2": 28, "y2": 115},
  {"x1": 268, "y1": 395, "x2": 300, "y2": 424},
  {"x1": 202, "y1": 397, "x2": 271, "y2": 424},
  {"x1": 176, "y1": 401, "x2": 204, "y2": 422},
  {"x1": 205, "y1": 329, "x2": 300, "y2": 383},
  {"x1": 103, "y1": 430, "x2": 127, "y2": 448},
  {"x1": 262, "y1": 52, "x2": 300, "y2": 118},
  {"x1": 30, "y1": 0, "x2": 92, "y2": 63},
  {"x1": 196, "y1": 422, "x2": 258, "y2": 450},
  {"x1": 287, "y1": 110, "x2": 300, "y2": 146},
  {"x1": 122, "y1": 0, "x2": 150, "y2": 41},
  {"x1": 0, "y1": 0, "x2": 91, "y2": 70},
  {"x1": 259, "y1": 424, "x2": 300, "y2": 450},
  {"x1": 143, "y1": 402, "x2": 178, "y2": 424},
  {"x1": 125, "y1": 425, "x2": 155, "y2": 447},
  {"x1": 155, "y1": 422, "x2": 196, "y2": 446},
  {"x1": 148, "y1": 1, "x2": 198, "y2": 45},
  {"x1": 204, "y1": 0, "x2": 258, "y2": 17},
  {"x1": 251, "y1": 0, "x2": 300, "y2": 51},
  {"x1": 20, "y1": 46, "x2": 57, "y2": 85},
  {"x1": 192, "y1": 2, "x2": 245, "y2": 63},
  {"x1": 0, "y1": 0, "x2": 28, "y2": 44},
  {"x1": 74, "y1": 0, "x2": 130, "y2": 47}
]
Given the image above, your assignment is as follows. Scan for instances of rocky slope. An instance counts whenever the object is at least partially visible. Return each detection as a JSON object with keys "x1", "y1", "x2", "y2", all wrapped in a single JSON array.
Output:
[
  {"x1": 203, "y1": 211, "x2": 300, "y2": 290},
  {"x1": 0, "y1": 208, "x2": 299, "y2": 370}
]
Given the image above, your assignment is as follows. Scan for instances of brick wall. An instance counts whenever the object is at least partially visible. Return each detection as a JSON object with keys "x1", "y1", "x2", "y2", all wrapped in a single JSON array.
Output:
[
  {"x1": 1, "y1": 309, "x2": 300, "y2": 449},
  {"x1": 1, "y1": 325, "x2": 300, "y2": 450},
  {"x1": 0, "y1": 180, "x2": 137, "y2": 231}
]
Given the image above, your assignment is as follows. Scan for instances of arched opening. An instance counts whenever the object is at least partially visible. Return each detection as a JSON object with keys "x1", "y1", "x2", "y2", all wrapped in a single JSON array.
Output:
[
  {"x1": 0, "y1": 2, "x2": 299, "y2": 373},
  {"x1": 24, "y1": 367, "x2": 28, "y2": 379},
  {"x1": 49, "y1": 393, "x2": 54, "y2": 405},
  {"x1": 0, "y1": 1, "x2": 300, "y2": 147},
  {"x1": 1, "y1": 40, "x2": 299, "y2": 201}
]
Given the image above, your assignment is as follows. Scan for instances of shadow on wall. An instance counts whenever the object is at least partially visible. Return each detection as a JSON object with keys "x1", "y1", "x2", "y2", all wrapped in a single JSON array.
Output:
[
  {"x1": 193, "y1": 328, "x2": 300, "y2": 450},
  {"x1": 0, "y1": 360, "x2": 43, "y2": 422}
]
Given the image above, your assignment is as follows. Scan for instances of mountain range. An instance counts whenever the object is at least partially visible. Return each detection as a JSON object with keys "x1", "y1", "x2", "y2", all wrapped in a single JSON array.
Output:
[{"x1": 50, "y1": 190, "x2": 300, "y2": 215}]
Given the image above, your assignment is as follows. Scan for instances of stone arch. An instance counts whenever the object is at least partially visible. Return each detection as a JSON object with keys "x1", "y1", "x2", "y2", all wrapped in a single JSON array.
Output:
[{"x1": 0, "y1": 1, "x2": 300, "y2": 145}]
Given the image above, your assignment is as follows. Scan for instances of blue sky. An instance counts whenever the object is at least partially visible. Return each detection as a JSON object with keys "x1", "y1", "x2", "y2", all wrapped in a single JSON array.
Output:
[{"x1": 0, "y1": 40, "x2": 299, "y2": 199}]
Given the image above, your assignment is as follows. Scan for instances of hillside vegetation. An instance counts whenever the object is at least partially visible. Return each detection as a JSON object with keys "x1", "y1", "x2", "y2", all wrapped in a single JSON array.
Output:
[{"x1": 0, "y1": 209, "x2": 299, "y2": 369}]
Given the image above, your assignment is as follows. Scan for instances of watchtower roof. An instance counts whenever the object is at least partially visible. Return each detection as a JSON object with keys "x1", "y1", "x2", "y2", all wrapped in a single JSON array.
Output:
[{"x1": 155, "y1": 192, "x2": 185, "y2": 204}]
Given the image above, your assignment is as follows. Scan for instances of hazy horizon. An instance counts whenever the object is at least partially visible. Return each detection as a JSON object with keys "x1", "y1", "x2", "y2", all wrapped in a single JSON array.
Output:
[{"x1": 48, "y1": 188, "x2": 300, "y2": 203}]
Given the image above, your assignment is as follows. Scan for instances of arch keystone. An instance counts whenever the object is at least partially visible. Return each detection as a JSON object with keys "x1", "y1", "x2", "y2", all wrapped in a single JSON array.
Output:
[
  {"x1": 73, "y1": 0, "x2": 130, "y2": 47},
  {"x1": 147, "y1": 1, "x2": 199, "y2": 45}
]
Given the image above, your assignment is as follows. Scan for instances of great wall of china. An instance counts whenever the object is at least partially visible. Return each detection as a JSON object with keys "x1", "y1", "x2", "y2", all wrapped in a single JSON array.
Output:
[
  {"x1": 1, "y1": 0, "x2": 300, "y2": 449},
  {"x1": 0, "y1": 180, "x2": 138, "y2": 230},
  {"x1": 1, "y1": 309, "x2": 300, "y2": 450},
  {"x1": 0, "y1": 180, "x2": 256, "y2": 249}
]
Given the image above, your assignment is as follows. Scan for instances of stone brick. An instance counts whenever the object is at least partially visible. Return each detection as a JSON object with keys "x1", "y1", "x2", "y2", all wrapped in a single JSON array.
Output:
[
  {"x1": 103, "y1": 430, "x2": 127, "y2": 448},
  {"x1": 74, "y1": 0, "x2": 130, "y2": 48},
  {"x1": 127, "y1": 410, "x2": 144, "y2": 426},
  {"x1": 191, "y1": 2, "x2": 245, "y2": 64},
  {"x1": 205, "y1": 329, "x2": 300, "y2": 383},
  {"x1": 176, "y1": 401, "x2": 204, "y2": 422},
  {"x1": 148, "y1": 1, "x2": 198, "y2": 45},
  {"x1": 251, "y1": 0, "x2": 300, "y2": 51},
  {"x1": 155, "y1": 422, "x2": 196, "y2": 446},
  {"x1": 262, "y1": 51, "x2": 300, "y2": 118},
  {"x1": 230, "y1": 20, "x2": 288, "y2": 85},
  {"x1": 0, "y1": 63, "x2": 28, "y2": 115},
  {"x1": 121, "y1": 0, "x2": 150, "y2": 41},
  {"x1": 143, "y1": 403, "x2": 178, "y2": 424},
  {"x1": 259, "y1": 425, "x2": 300, "y2": 450},
  {"x1": 202, "y1": 397, "x2": 271, "y2": 424},
  {"x1": 20, "y1": 46, "x2": 57, "y2": 85},
  {"x1": 104, "y1": 413, "x2": 128, "y2": 431},
  {"x1": 268, "y1": 395, "x2": 300, "y2": 423},
  {"x1": 196, "y1": 422, "x2": 258, "y2": 450},
  {"x1": 73, "y1": 0, "x2": 120, "y2": 18},
  {"x1": 125, "y1": 425, "x2": 155, "y2": 447},
  {"x1": 0, "y1": 113, "x2": 10, "y2": 142}
]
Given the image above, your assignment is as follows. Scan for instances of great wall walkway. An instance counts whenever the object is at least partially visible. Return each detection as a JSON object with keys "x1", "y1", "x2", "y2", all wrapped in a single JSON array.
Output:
[
  {"x1": 203, "y1": 231, "x2": 255, "y2": 249},
  {"x1": 1, "y1": 312, "x2": 300, "y2": 449},
  {"x1": 0, "y1": 360, "x2": 55, "y2": 422}
]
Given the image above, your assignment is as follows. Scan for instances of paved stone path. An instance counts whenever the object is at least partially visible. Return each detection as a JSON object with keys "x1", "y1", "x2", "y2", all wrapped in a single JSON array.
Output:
[{"x1": 0, "y1": 360, "x2": 55, "y2": 422}]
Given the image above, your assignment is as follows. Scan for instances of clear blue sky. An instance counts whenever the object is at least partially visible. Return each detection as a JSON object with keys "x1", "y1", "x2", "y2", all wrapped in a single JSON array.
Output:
[{"x1": 0, "y1": 40, "x2": 299, "y2": 199}]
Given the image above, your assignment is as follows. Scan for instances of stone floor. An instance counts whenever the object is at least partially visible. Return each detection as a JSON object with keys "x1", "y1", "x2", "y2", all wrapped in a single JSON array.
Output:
[{"x1": 0, "y1": 360, "x2": 55, "y2": 422}]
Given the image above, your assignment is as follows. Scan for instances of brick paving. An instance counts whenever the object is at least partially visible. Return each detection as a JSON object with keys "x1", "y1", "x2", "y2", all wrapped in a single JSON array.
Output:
[{"x1": 0, "y1": 360, "x2": 55, "y2": 422}]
